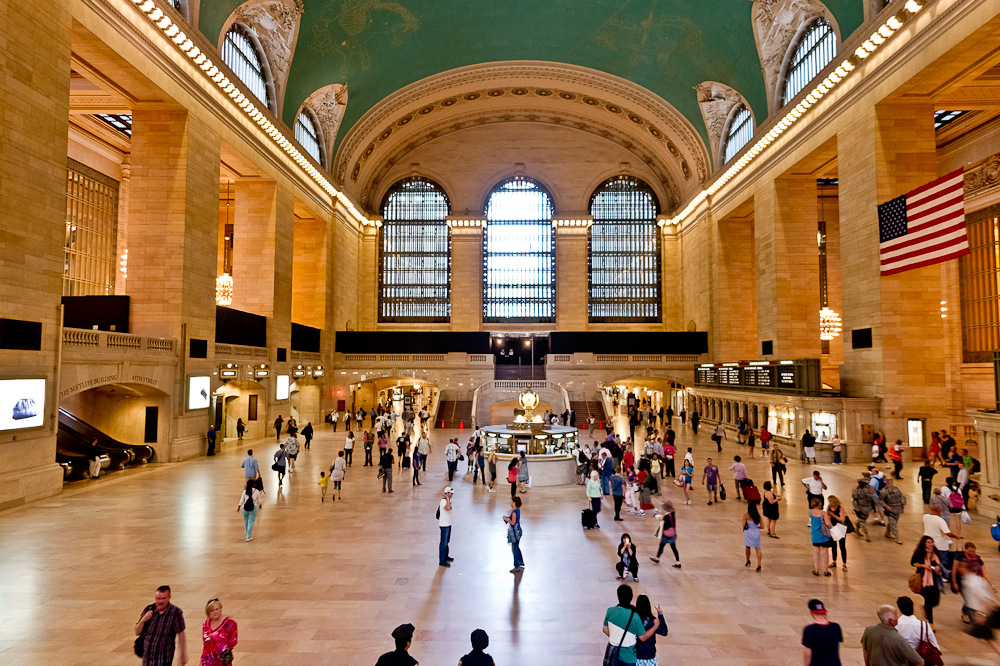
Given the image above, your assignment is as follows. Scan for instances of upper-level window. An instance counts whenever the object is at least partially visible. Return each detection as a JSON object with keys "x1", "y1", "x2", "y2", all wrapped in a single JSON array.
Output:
[
  {"x1": 934, "y1": 110, "x2": 967, "y2": 130},
  {"x1": 723, "y1": 105, "x2": 753, "y2": 163},
  {"x1": 782, "y1": 18, "x2": 837, "y2": 106},
  {"x1": 379, "y1": 178, "x2": 451, "y2": 323},
  {"x1": 295, "y1": 111, "x2": 323, "y2": 166},
  {"x1": 94, "y1": 114, "x2": 132, "y2": 137},
  {"x1": 588, "y1": 176, "x2": 661, "y2": 323},
  {"x1": 483, "y1": 177, "x2": 555, "y2": 323},
  {"x1": 222, "y1": 24, "x2": 271, "y2": 111},
  {"x1": 64, "y1": 159, "x2": 119, "y2": 297}
]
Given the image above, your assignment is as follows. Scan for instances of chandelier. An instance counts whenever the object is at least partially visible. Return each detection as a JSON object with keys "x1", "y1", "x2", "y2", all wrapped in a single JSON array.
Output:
[
  {"x1": 215, "y1": 273, "x2": 233, "y2": 306},
  {"x1": 819, "y1": 307, "x2": 842, "y2": 340}
]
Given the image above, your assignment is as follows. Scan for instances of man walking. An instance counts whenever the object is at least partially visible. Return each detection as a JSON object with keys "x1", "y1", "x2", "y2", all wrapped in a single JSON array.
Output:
[
  {"x1": 330, "y1": 410, "x2": 338, "y2": 432},
  {"x1": 240, "y1": 449, "x2": 258, "y2": 481},
  {"x1": 802, "y1": 471, "x2": 827, "y2": 508},
  {"x1": 917, "y1": 459, "x2": 937, "y2": 504},
  {"x1": 859, "y1": 604, "x2": 922, "y2": 666},
  {"x1": 729, "y1": 455, "x2": 747, "y2": 500},
  {"x1": 445, "y1": 438, "x2": 460, "y2": 481},
  {"x1": 611, "y1": 467, "x2": 626, "y2": 521},
  {"x1": 878, "y1": 478, "x2": 906, "y2": 544},
  {"x1": 712, "y1": 423, "x2": 726, "y2": 452},
  {"x1": 284, "y1": 432, "x2": 299, "y2": 473},
  {"x1": 888, "y1": 439, "x2": 904, "y2": 479},
  {"x1": 273, "y1": 443, "x2": 288, "y2": 486},
  {"x1": 301, "y1": 422, "x2": 313, "y2": 450},
  {"x1": 380, "y1": 447, "x2": 394, "y2": 493},
  {"x1": 702, "y1": 457, "x2": 720, "y2": 505},
  {"x1": 135, "y1": 585, "x2": 186, "y2": 666},
  {"x1": 417, "y1": 431, "x2": 431, "y2": 473},
  {"x1": 206, "y1": 425, "x2": 216, "y2": 457},
  {"x1": 802, "y1": 599, "x2": 843, "y2": 666},
  {"x1": 851, "y1": 474, "x2": 874, "y2": 542},
  {"x1": 273, "y1": 415, "x2": 283, "y2": 441},
  {"x1": 438, "y1": 487, "x2": 455, "y2": 567},
  {"x1": 665, "y1": 406, "x2": 673, "y2": 427}
]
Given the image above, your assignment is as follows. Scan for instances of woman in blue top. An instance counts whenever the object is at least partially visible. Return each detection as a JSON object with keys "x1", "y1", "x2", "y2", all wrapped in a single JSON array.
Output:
[
  {"x1": 809, "y1": 497, "x2": 833, "y2": 576},
  {"x1": 634, "y1": 594, "x2": 669, "y2": 666},
  {"x1": 679, "y1": 461, "x2": 694, "y2": 505},
  {"x1": 503, "y1": 496, "x2": 524, "y2": 573}
]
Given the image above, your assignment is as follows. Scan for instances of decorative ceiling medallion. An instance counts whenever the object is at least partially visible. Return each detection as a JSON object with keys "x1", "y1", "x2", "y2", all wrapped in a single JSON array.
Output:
[
  {"x1": 584, "y1": 97, "x2": 600, "y2": 106},
  {"x1": 559, "y1": 92, "x2": 576, "y2": 100},
  {"x1": 464, "y1": 92, "x2": 481, "y2": 101},
  {"x1": 512, "y1": 88, "x2": 529, "y2": 96},
  {"x1": 535, "y1": 89, "x2": 552, "y2": 96},
  {"x1": 379, "y1": 128, "x2": 392, "y2": 140},
  {"x1": 442, "y1": 98, "x2": 458, "y2": 106},
  {"x1": 487, "y1": 89, "x2": 505, "y2": 97},
  {"x1": 606, "y1": 104, "x2": 622, "y2": 114},
  {"x1": 398, "y1": 115, "x2": 412, "y2": 125}
]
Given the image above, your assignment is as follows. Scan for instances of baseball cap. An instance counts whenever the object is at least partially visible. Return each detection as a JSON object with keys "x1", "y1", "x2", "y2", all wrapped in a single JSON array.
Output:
[
  {"x1": 444, "y1": 487, "x2": 454, "y2": 494},
  {"x1": 807, "y1": 599, "x2": 827, "y2": 614}
]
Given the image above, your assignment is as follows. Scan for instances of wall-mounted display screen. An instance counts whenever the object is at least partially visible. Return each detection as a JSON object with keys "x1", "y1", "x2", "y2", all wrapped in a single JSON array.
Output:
[
  {"x1": 188, "y1": 376, "x2": 211, "y2": 410},
  {"x1": 0, "y1": 379, "x2": 45, "y2": 430},
  {"x1": 276, "y1": 375, "x2": 289, "y2": 401},
  {"x1": 694, "y1": 359, "x2": 820, "y2": 396}
]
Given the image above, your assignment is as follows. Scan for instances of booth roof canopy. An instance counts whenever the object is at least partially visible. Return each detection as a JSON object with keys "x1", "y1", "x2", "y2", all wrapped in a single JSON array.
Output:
[{"x1": 198, "y1": 0, "x2": 864, "y2": 155}]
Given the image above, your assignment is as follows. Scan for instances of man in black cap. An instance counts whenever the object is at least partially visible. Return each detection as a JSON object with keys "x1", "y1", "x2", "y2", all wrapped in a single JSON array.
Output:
[
  {"x1": 801, "y1": 598, "x2": 842, "y2": 665},
  {"x1": 458, "y1": 628, "x2": 494, "y2": 666},
  {"x1": 375, "y1": 623, "x2": 417, "y2": 665}
]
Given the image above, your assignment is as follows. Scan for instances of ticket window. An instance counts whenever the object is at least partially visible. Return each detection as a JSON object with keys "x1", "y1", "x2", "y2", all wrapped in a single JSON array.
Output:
[{"x1": 811, "y1": 413, "x2": 838, "y2": 442}]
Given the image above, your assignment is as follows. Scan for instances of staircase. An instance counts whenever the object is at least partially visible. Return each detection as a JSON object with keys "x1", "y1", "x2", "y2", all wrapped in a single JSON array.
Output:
[
  {"x1": 571, "y1": 398, "x2": 604, "y2": 425},
  {"x1": 437, "y1": 400, "x2": 473, "y2": 429},
  {"x1": 494, "y1": 365, "x2": 546, "y2": 380}
]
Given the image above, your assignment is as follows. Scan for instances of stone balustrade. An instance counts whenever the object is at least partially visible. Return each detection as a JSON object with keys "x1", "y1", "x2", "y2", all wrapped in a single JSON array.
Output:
[{"x1": 62, "y1": 328, "x2": 176, "y2": 355}]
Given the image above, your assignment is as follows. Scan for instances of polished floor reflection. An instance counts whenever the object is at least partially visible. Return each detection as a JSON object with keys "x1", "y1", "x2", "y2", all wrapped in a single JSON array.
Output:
[{"x1": 0, "y1": 422, "x2": 998, "y2": 665}]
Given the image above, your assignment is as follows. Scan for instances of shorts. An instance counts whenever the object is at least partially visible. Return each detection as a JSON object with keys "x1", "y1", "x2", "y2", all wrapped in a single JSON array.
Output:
[
  {"x1": 812, "y1": 540, "x2": 833, "y2": 548},
  {"x1": 707, "y1": 482, "x2": 718, "y2": 492},
  {"x1": 289, "y1": 454, "x2": 298, "y2": 459}
]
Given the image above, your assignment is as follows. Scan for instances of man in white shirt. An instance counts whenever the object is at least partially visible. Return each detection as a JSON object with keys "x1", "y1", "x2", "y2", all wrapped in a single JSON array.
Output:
[
  {"x1": 923, "y1": 503, "x2": 959, "y2": 578},
  {"x1": 802, "y1": 471, "x2": 827, "y2": 506},
  {"x1": 438, "y1": 487, "x2": 455, "y2": 567},
  {"x1": 445, "y1": 439, "x2": 460, "y2": 481},
  {"x1": 894, "y1": 596, "x2": 940, "y2": 653},
  {"x1": 684, "y1": 447, "x2": 695, "y2": 467},
  {"x1": 417, "y1": 432, "x2": 431, "y2": 470},
  {"x1": 330, "y1": 411, "x2": 339, "y2": 431}
]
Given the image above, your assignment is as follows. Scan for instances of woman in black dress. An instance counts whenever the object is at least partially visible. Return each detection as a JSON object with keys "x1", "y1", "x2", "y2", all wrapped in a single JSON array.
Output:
[{"x1": 762, "y1": 481, "x2": 781, "y2": 538}]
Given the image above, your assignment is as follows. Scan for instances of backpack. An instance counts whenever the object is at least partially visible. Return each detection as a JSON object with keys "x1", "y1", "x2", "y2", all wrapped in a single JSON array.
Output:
[
  {"x1": 951, "y1": 491, "x2": 965, "y2": 510},
  {"x1": 243, "y1": 493, "x2": 254, "y2": 512}
]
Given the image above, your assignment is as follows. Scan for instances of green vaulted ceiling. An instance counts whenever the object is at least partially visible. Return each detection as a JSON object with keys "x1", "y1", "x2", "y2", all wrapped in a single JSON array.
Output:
[{"x1": 200, "y1": 0, "x2": 864, "y2": 157}]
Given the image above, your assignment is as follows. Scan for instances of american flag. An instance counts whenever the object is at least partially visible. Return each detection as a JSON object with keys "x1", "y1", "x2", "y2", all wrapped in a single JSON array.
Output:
[{"x1": 878, "y1": 169, "x2": 968, "y2": 276}]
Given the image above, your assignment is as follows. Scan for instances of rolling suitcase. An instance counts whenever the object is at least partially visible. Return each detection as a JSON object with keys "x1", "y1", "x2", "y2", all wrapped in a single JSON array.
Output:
[{"x1": 582, "y1": 508, "x2": 598, "y2": 529}]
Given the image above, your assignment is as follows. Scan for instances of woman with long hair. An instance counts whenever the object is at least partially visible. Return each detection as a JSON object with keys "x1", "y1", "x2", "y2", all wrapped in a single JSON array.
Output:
[
  {"x1": 616, "y1": 533, "x2": 639, "y2": 581},
  {"x1": 743, "y1": 501, "x2": 763, "y2": 572},
  {"x1": 809, "y1": 497, "x2": 833, "y2": 576},
  {"x1": 634, "y1": 594, "x2": 669, "y2": 665},
  {"x1": 649, "y1": 500, "x2": 680, "y2": 568},
  {"x1": 827, "y1": 496, "x2": 849, "y2": 571},
  {"x1": 911, "y1": 535, "x2": 943, "y2": 626},
  {"x1": 507, "y1": 457, "x2": 520, "y2": 498},
  {"x1": 762, "y1": 481, "x2": 780, "y2": 539},
  {"x1": 236, "y1": 478, "x2": 262, "y2": 542},
  {"x1": 503, "y1": 496, "x2": 524, "y2": 573},
  {"x1": 517, "y1": 451, "x2": 530, "y2": 494}
]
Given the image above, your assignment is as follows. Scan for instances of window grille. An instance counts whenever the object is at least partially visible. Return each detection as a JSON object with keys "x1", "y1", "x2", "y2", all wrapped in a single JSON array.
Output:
[
  {"x1": 483, "y1": 178, "x2": 555, "y2": 323},
  {"x1": 934, "y1": 110, "x2": 967, "y2": 130},
  {"x1": 379, "y1": 178, "x2": 451, "y2": 322},
  {"x1": 588, "y1": 177, "x2": 661, "y2": 323},
  {"x1": 64, "y1": 158, "x2": 119, "y2": 296},
  {"x1": 222, "y1": 24, "x2": 270, "y2": 110},
  {"x1": 295, "y1": 111, "x2": 323, "y2": 166},
  {"x1": 723, "y1": 105, "x2": 753, "y2": 163},
  {"x1": 959, "y1": 205, "x2": 1000, "y2": 362},
  {"x1": 94, "y1": 114, "x2": 132, "y2": 137},
  {"x1": 782, "y1": 18, "x2": 837, "y2": 106}
]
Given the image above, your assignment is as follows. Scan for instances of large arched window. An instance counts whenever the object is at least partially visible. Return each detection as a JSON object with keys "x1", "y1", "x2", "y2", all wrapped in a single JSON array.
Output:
[
  {"x1": 782, "y1": 18, "x2": 836, "y2": 106},
  {"x1": 222, "y1": 24, "x2": 271, "y2": 111},
  {"x1": 483, "y1": 177, "x2": 555, "y2": 323},
  {"x1": 723, "y1": 105, "x2": 754, "y2": 164},
  {"x1": 295, "y1": 110, "x2": 324, "y2": 166},
  {"x1": 379, "y1": 178, "x2": 451, "y2": 322},
  {"x1": 588, "y1": 176, "x2": 661, "y2": 323}
]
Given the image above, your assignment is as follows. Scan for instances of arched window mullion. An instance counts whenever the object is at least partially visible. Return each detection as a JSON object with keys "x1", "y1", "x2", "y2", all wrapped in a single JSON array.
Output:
[
  {"x1": 782, "y1": 18, "x2": 837, "y2": 106},
  {"x1": 379, "y1": 178, "x2": 451, "y2": 323},
  {"x1": 222, "y1": 24, "x2": 271, "y2": 112},
  {"x1": 588, "y1": 176, "x2": 661, "y2": 323},
  {"x1": 295, "y1": 110, "x2": 324, "y2": 167},
  {"x1": 723, "y1": 105, "x2": 754, "y2": 164},
  {"x1": 483, "y1": 177, "x2": 555, "y2": 323}
]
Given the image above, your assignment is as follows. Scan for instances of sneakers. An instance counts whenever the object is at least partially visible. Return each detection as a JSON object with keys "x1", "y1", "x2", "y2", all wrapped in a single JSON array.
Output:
[
  {"x1": 488, "y1": 488, "x2": 496, "y2": 493},
  {"x1": 649, "y1": 557, "x2": 660, "y2": 563},
  {"x1": 673, "y1": 563, "x2": 682, "y2": 569}
]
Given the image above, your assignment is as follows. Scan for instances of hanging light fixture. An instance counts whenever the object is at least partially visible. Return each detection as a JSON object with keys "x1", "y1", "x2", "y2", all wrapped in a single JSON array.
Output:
[
  {"x1": 819, "y1": 307, "x2": 842, "y2": 340},
  {"x1": 216, "y1": 181, "x2": 234, "y2": 306}
]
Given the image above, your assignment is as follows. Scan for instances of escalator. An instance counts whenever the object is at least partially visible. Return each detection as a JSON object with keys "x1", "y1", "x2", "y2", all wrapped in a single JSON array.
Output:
[{"x1": 57, "y1": 408, "x2": 155, "y2": 480}]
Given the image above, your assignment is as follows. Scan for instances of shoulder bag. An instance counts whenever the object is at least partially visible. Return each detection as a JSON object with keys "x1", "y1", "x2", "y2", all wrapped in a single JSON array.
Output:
[
  {"x1": 908, "y1": 571, "x2": 924, "y2": 594},
  {"x1": 603, "y1": 608, "x2": 636, "y2": 666},
  {"x1": 916, "y1": 620, "x2": 944, "y2": 665}
]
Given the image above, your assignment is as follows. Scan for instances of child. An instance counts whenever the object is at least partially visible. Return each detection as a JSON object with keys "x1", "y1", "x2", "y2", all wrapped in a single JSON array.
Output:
[{"x1": 318, "y1": 471, "x2": 328, "y2": 502}]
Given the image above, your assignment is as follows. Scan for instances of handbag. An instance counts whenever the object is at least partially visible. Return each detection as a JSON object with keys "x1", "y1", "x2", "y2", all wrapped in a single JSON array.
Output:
[
  {"x1": 916, "y1": 620, "x2": 943, "y2": 665},
  {"x1": 908, "y1": 571, "x2": 924, "y2": 594},
  {"x1": 719, "y1": 483, "x2": 727, "y2": 501},
  {"x1": 133, "y1": 632, "x2": 144, "y2": 658},
  {"x1": 844, "y1": 515, "x2": 855, "y2": 534},
  {"x1": 220, "y1": 649, "x2": 234, "y2": 666},
  {"x1": 962, "y1": 509, "x2": 972, "y2": 524},
  {"x1": 270, "y1": 463, "x2": 280, "y2": 472},
  {"x1": 603, "y1": 608, "x2": 636, "y2": 666}
]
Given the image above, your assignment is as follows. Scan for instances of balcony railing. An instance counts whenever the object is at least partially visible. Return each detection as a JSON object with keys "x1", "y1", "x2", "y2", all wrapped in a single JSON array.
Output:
[{"x1": 62, "y1": 328, "x2": 177, "y2": 355}]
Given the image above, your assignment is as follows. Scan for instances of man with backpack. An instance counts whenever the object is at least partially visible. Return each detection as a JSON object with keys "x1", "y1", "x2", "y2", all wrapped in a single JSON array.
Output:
[
  {"x1": 852, "y1": 473, "x2": 875, "y2": 542},
  {"x1": 380, "y1": 447, "x2": 395, "y2": 493}
]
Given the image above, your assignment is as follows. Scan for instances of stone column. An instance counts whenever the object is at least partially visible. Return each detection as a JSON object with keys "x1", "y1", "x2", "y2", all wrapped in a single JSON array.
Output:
[
  {"x1": 449, "y1": 222, "x2": 484, "y2": 330},
  {"x1": 754, "y1": 177, "x2": 821, "y2": 359},
  {"x1": 555, "y1": 222, "x2": 589, "y2": 330},
  {"x1": 713, "y1": 217, "x2": 757, "y2": 359},
  {"x1": 291, "y1": 214, "x2": 328, "y2": 330},
  {"x1": 115, "y1": 158, "x2": 131, "y2": 296},
  {"x1": 661, "y1": 222, "x2": 682, "y2": 329},
  {"x1": 358, "y1": 224, "x2": 378, "y2": 330}
]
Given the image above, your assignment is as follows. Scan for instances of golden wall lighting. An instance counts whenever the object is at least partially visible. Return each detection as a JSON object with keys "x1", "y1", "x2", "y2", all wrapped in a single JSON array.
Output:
[
  {"x1": 819, "y1": 307, "x2": 842, "y2": 341},
  {"x1": 215, "y1": 273, "x2": 233, "y2": 306}
]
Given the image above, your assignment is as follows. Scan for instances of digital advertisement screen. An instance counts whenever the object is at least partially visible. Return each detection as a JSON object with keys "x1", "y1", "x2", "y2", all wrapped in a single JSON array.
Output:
[
  {"x1": 0, "y1": 379, "x2": 45, "y2": 431},
  {"x1": 188, "y1": 376, "x2": 211, "y2": 410},
  {"x1": 276, "y1": 375, "x2": 290, "y2": 401}
]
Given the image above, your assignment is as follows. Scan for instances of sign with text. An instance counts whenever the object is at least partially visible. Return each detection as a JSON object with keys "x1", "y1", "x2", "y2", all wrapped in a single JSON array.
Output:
[{"x1": 693, "y1": 359, "x2": 821, "y2": 396}]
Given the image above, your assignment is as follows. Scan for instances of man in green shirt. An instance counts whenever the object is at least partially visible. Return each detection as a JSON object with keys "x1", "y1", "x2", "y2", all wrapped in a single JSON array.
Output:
[
  {"x1": 602, "y1": 584, "x2": 661, "y2": 665},
  {"x1": 860, "y1": 604, "x2": 922, "y2": 666}
]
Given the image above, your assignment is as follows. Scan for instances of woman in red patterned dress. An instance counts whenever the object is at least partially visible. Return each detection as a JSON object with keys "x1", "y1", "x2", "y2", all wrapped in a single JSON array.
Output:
[{"x1": 201, "y1": 598, "x2": 238, "y2": 666}]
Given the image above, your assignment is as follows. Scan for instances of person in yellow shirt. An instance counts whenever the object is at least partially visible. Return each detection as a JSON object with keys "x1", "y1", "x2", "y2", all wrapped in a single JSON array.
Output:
[{"x1": 318, "y1": 471, "x2": 329, "y2": 502}]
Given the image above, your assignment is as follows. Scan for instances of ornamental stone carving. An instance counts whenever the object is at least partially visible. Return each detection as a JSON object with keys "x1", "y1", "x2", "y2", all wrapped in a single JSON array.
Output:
[
  {"x1": 964, "y1": 153, "x2": 1000, "y2": 198},
  {"x1": 231, "y1": 0, "x2": 304, "y2": 111},
  {"x1": 751, "y1": 0, "x2": 836, "y2": 114},
  {"x1": 696, "y1": 81, "x2": 750, "y2": 168},
  {"x1": 301, "y1": 84, "x2": 349, "y2": 165}
]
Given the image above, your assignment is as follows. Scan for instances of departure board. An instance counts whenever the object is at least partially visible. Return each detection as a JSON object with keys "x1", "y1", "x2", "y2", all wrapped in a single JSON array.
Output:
[{"x1": 693, "y1": 359, "x2": 821, "y2": 396}]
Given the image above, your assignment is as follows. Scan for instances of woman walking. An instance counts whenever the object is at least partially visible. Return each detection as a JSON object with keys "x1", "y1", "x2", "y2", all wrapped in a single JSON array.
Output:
[
  {"x1": 508, "y1": 457, "x2": 521, "y2": 498},
  {"x1": 201, "y1": 597, "x2": 238, "y2": 666},
  {"x1": 649, "y1": 500, "x2": 681, "y2": 568},
  {"x1": 504, "y1": 496, "x2": 524, "y2": 573},
  {"x1": 929, "y1": 431, "x2": 944, "y2": 466},
  {"x1": 827, "y1": 496, "x2": 849, "y2": 571},
  {"x1": 344, "y1": 431, "x2": 355, "y2": 467},
  {"x1": 743, "y1": 501, "x2": 763, "y2": 572},
  {"x1": 747, "y1": 427, "x2": 756, "y2": 460},
  {"x1": 236, "y1": 418, "x2": 245, "y2": 441},
  {"x1": 635, "y1": 594, "x2": 669, "y2": 665},
  {"x1": 586, "y1": 470, "x2": 603, "y2": 528},
  {"x1": 911, "y1": 536, "x2": 943, "y2": 626},
  {"x1": 487, "y1": 448, "x2": 498, "y2": 493},
  {"x1": 237, "y1": 478, "x2": 263, "y2": 541},
  {"x1": 762, "y1": 481, "x2": 781, "y2": 539},
  {"x1": 616, "y1": 533, "x2": 639, "y2": 581},
  {"x1": 679, "y1": 458, "x2": 693, "y2": 505},
  {"x1": 272, "y1": 444, "x2": 288, "y2": 487},
  {"x1": 411, "y1": 444, "x2": 422, "y2": 487},
  {"x1": 810, "y1": 497, "x2": 833, "y2": 576},
  {"x1": 329, "y1": 450, "x2": 346, "y2": 499},
  {"x1": 517, "y1": 451, "x2": 529, "y2": 493}
]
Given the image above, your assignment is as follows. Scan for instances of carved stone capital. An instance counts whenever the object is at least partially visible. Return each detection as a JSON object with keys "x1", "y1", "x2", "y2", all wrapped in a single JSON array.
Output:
[
  {"x1": 231, "y1": 1, "x2": 303, "y2": 110},
  {"x1": 696, "y1": 82, "x2": 750, "y2": 168}
]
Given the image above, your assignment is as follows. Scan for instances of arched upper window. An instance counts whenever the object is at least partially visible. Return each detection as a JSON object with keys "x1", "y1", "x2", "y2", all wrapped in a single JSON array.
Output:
[
  {"x1": 588, "y1": 176, "x2": 661, "y2": 323},
  {"x1": 782, "y1": 18, "x2": 836, "y2": 106},
  {"x1": 222, "y1": 24, "x2": 271, "y2": 111},
  {"x1": 379, "y1": 178, "x2": 451, "y2": 322},
  {"x1": 483, "y1": 177, "x2": 555, "y2": 323},
  {"x1": 723, "y1": 105, "x2": 754, "y2": 164},
  {"x1": 295, "y1": 110, "x2": 324, "y2": 166}
]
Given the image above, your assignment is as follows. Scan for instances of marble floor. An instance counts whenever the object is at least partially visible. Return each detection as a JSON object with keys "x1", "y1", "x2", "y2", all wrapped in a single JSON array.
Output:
[{"x1": 1, "y1": 421, "x2": 998, "y2": 665}]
